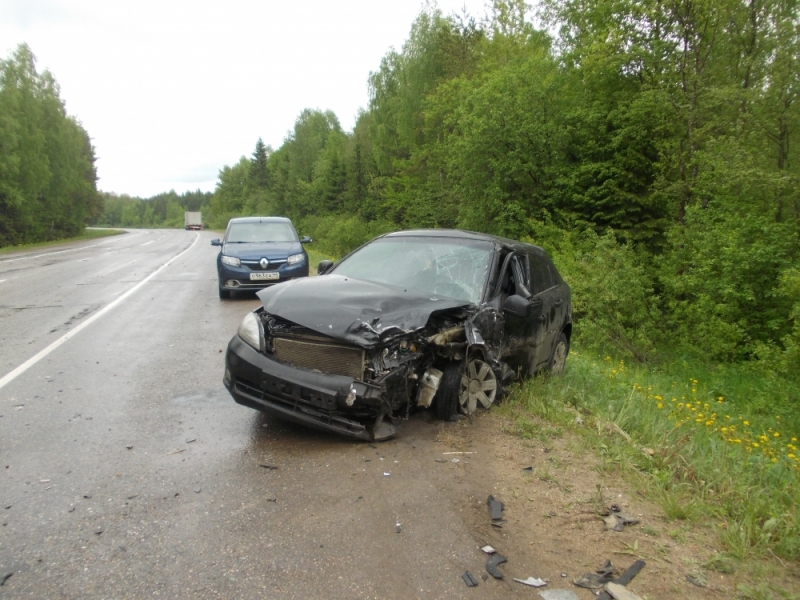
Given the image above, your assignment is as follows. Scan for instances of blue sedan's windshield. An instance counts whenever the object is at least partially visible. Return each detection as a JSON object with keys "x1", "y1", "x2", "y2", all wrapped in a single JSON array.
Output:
[
  {"x1": 227, "y1": 222, "x2": 297, "y2": 243},
  {"x1": 332, "y1": 237, "x2": 494, "y2": 304}
]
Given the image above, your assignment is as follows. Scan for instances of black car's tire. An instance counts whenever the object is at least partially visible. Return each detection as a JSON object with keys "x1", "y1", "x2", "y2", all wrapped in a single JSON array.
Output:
[
  {"x1": 548, "y1": 332, "x2": 569, "y2": 375},
  {"x1": 436, "y1": 357, "x2": 498, "y2": 420},
  {"x1": 435, "y1": 360, "x2": 463, "y2": 421},
  {"x1": 218, "y1": 286, "x2": 231, "y2": 300}
]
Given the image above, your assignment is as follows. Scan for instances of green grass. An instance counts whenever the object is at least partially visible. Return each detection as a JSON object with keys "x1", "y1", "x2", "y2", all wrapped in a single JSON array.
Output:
[
  {"x1": 0, "y1": 228, "x2": 126, "y2": 255},
  {"x1": 306, "y1": 248, "x2": 334, "y2": 275},
  {"x1": 503, "y1": 346, "x2": 800, "y2": 562}
]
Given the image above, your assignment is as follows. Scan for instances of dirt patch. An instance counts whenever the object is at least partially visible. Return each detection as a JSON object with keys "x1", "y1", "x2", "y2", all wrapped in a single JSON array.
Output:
[{"x1": 431, "y1": 410, "x2": 800, "y2": 599}]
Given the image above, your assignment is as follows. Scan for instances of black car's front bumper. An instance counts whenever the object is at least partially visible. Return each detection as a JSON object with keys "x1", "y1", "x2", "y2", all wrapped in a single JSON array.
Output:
[{"x1": 224, "y1": 335, "x2": 397, "y2": 441}]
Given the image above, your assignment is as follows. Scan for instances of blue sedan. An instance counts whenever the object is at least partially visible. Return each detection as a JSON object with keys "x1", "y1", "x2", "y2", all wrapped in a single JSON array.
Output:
[{"x1": 211, "y1": 217, "x2": 311, "y2": 299}]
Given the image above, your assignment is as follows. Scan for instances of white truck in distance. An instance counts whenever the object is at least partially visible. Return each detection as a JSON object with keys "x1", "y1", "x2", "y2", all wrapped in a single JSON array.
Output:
[{"x1": 184, "y1": 212, "x2": 203, "y2": 230}]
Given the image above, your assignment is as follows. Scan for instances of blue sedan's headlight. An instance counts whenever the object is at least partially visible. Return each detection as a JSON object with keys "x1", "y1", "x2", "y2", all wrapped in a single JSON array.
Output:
[
  {"x1": 238, "y1": 312, "x2": 264, "y2": 351},
  {"x1": 287, "y1": 253, "x2": 305, "y2": 265},
  {"x1": 221, "y1": 255, "x2": 240, "y2": 267}
]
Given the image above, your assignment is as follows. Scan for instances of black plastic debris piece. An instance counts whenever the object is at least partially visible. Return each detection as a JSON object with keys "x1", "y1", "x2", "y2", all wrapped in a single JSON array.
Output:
[
  {"x1": 125, "y1": 445, "x2": 133, "y2": 450},
  {"x1": 462, "y1": 571, "x2": 479, "y2": 587},
  {"x1": 266, "y1": 498, "x2": 277, "y2": 502},
  {"x1": 259, "y1": 464, "x2": 279, "y2": 470},
  {"x1": 486, "y1": 553, "x2": 507, "y2": 579},
  {"x1": 574, "y1": 568, "x2": 614, "y2": 590},
  {"x1": 603, "y1": 512, "x2": 639, "y2": 532},
  {"x1": 686, "y1": 574, "x2": 706, "y2": 588},
  {"x1": 522, "y1": 466, "x2": 533, "y2": 472},
  {"x1": 1, "y1": 572, "x2": 12, "y2": 586},
  {"x1": 596, "y1": 560, "x2": 645, "y2": 600},
  {"x1": 487, "y1": 495, "x2": 504, "y2": 520}
]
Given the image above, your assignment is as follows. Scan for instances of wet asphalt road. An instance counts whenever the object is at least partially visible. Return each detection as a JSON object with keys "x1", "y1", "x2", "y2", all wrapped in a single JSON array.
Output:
[{"x1": 0, "y1": 230, "x2": 510, "y2": 599}]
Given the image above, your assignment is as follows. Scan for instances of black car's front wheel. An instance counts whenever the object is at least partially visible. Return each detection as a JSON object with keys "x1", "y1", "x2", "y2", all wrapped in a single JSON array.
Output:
[
  {"x1": 436, "y1": 358, "x2": 498, "y2": 421},
  {"x1": 548, "y1": 332, "x2": 569, "y2": 374}
]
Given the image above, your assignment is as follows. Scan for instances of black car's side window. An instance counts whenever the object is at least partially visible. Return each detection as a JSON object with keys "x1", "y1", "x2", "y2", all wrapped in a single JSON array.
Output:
[
  {"x1": 494, "y1": 252, "x2": 532, "y2": 299},
  {"x1": 528, "y1": 252, "x2": 554, "y2": 295}
]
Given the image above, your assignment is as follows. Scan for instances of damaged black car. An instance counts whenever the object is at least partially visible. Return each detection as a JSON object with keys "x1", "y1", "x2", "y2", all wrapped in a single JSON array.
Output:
[{"x1": 223, "y1": 229, "x2": 572, "y2": 441}]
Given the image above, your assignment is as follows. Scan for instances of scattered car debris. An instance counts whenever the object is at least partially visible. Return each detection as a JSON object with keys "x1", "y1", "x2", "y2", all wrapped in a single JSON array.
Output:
[
  {"x1": 575, "y1": 560, "x2": 615, "y2": 589},
  {"x1": 605, "y1": 582, "x2": 643, "y2": 600},
  {"x1": 395, "y1": 521, "x2": 402, "y2": 533},
  {"x1": 603, "y1": 511, "x2": 639, "y2": 532},
  {"x1": 1, "y1": 572, "x2": 13, "y2": 586},
  {"x1": 514, "y1": 576, "x2": 547, "y2": 587},
  {"x1": 125, "y1": 445, "x2": 133, "y2": 450},
  {"x1": 383, "y1": 472, "x2": 391, "y2": 477},
  {"x1": 487, "y1": 495, "x2": 504, "y2": 521},
  {"x1": 539, "y1": 590, "x2": 578, "y2": 600},
  {"x1": 481, "y1": 545, "x2": 496, "y2": 554},
  {"x1": 596, "y1": 560, "x2": 645, "y2": 600},
  {"x1": 522, "y1": 466, "x2": 533, "y2": 472},
  {"x1": 462, "y1": 571, "x2": 479, "y2": 587},
  {"x1": 259, "y1": 464, "x2": 279, "y2": 470},
  {"x1": 560, "y1": 573, "x2": 567, "y2": 578},
  {"x1": 686, "y1": 573, "x2": 706, "y2": 588},
  {"x1": 486, "y1": 553, "x2": 507, "y2": 579},
  {"x1": 185, "y1": 438, "x2": 196, "y2": 444},
  {"x1": 166, "y1": 449, "x2": 185, "y2": 456},
  {"x1": 435, "y1": 459, "x2": 448, "y2": 463}
]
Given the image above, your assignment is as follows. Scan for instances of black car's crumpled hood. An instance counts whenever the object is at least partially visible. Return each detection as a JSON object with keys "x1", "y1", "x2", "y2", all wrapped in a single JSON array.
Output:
[{"x1": 257, "y1": 274, "x2": 473, "y2": 347}]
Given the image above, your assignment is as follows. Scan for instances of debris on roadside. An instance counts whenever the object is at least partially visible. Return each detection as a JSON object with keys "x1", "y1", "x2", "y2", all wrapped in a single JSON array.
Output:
[
  {"x1": 462, "y1": 571, "x2": 479, "y2": 587},
  {"x1": 166, "y1": 449, "x2": 185, "y2": 456},
  {"x1": 595, "y1": 560, "x2": 645, "y2": 600},
  {"x1": 487, "y1": 495, "x2": 504, "y2": 521},
  {"x1": 125, "y1": 445, "x2": 133, "y2": 450},
  {"x1": 480, "y1": 545, "x2": 496, "y2": 554},
  {"x1": 395, "y1": 521, "x2": 402, "y2": 533},
  {"x1": 605, "y1": 582, "x2": 643, "y2": 600},
  {"x1": 522, "y1": 466, "x2": 533, "y2": 472},
  {"x1": 1, "y1": 572, "x2": 13, "y2": 586},
  {"x1": 539, "y1": 590, "x2": 578, "y2": 600},
  {"x1": 603, "y1": 511, "x2": 640, "y2": 532},
  {"x1": 435, "y1": 458, "x2": 448, "y2": 463},
  {"x1": 259, "y1": 464, "x2": 279, "y2": 470},
  {"x1": 514, "y1": 576, "x2": 547, "y2": 587},
  {"x1": 185, "y1": 438, "x2": 196, "y2": 444},
  {"x1": 686, "y1": 573, "x2": 707, "y2": 588},
  {"x1": 485, "y1": 553, "x2": 507, "y2": 579},
  {"x1": 574, "y1": 560, "x2": 615, "y2": 589}
]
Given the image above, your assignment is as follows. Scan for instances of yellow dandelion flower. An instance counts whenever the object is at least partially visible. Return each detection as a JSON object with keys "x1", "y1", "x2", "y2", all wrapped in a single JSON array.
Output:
[
  {"x1": 753, "y1": 442, "x2": 759, "y2": 448},
  {"x1": 774, "y1": 432, "x2": 780, "y2": 438},
  {"x1": 744, "y1": 421, "x2": 750, "y2": 426},
  {"x1": 771, "y1": 457, "x2": 778, "y2": 463},
  {"x1": 657, "y1": 403, "x2": 663, "y2": 409}
]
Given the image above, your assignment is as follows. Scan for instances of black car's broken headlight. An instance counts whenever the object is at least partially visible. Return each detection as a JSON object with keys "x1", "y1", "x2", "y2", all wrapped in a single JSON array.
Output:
[{"x1": 238, "y1": 312, "x2": 265, "y2": 352}]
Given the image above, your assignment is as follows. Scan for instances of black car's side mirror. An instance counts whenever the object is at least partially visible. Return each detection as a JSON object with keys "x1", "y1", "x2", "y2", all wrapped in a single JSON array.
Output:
[
  {"x1": 503, "y1": 294, "x2": 530, "y2": 318},
  {"x1": 317, "y1": 260, "x2": 334, "y2": 275},
  {"x1": 300, "y1": 236, "x2": 312, "y2": 244},
  {"x1": 210, "y1": 239, "x2": 222, "y2": 246}
]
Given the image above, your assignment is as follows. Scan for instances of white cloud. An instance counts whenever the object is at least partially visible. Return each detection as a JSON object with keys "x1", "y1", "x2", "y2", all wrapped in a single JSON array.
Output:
[{"x1": 0, "y1": 0, "x2": 489, "y2": 197}]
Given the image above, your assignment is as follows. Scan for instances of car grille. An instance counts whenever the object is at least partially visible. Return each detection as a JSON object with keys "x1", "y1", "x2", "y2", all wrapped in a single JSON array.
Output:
[{"x1": 272, "y1": 337, "x2": 364, "y2": 380}]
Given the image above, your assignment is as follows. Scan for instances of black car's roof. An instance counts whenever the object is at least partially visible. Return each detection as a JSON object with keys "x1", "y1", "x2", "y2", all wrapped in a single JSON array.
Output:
[{"x1": 382, "y1": 228, "x2": 546, "y2": 255}]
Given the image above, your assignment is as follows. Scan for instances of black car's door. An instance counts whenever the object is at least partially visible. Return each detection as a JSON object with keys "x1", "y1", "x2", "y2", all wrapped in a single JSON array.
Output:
[
  {"x1": 494, "y1": 253, "x2": 543, "y2": 372},
  {"x1": 527, "y1": 251, "x2": 563, "y2": 369}
]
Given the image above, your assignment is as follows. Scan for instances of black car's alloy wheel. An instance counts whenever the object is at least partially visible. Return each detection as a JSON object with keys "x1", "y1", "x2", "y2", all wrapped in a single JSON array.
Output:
[
  {"x1": 549, "y1": 332, "x2": 569, "y2": 374},
  {"x1": 458, "y1": 359, "x2": 497, "y2": 415}
]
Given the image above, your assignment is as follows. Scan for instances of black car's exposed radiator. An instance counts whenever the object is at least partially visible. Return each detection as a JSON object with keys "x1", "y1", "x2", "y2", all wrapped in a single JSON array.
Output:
[{"x1": 272, "y1": 337, "x2": 365, "y2": 381}]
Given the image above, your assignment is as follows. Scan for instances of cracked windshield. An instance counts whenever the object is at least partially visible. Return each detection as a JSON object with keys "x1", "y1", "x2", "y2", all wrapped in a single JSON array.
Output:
[{"x1": 332, "y1": 237, "x2": 493, "y2": 304}]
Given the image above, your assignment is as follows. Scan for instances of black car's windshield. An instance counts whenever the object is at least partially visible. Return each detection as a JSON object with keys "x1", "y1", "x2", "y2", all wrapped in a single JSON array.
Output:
[
  {"x1": 226, "y1": 222, "x2": 297, "y2": 243},
  {"x1": 332, "y1": 236, "x2": 494, "y2": 304}
]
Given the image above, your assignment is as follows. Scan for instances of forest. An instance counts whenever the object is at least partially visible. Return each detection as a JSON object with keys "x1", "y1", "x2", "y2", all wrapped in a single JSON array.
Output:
[
  {"x1": 205, "y1": 0, "x2": 799, "y2": 381},
  {"x1": 0, "y1": 44, "x2": 103, "y2": 246}
]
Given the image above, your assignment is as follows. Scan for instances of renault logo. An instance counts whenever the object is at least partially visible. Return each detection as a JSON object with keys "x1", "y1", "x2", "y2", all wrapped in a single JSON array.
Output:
[{"x1": 259, "y1": 258, "x2": 269, "y2": 269}]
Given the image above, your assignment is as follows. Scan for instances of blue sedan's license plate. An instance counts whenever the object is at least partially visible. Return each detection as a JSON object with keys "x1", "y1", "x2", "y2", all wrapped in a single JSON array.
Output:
[{"x1": 250, "y1": 272, "x2": 279, "y2": 281}]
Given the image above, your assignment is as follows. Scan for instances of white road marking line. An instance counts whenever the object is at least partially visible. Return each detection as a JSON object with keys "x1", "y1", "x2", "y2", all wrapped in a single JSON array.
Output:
[{"x1": 0, "y1": 233, "x2": 200, "y2": 392}]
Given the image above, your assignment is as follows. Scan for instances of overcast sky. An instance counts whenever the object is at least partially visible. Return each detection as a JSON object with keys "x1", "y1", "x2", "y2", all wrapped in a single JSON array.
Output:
[{"x1": 0, "y1": 0, "x2": 488, "y2": 198}]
